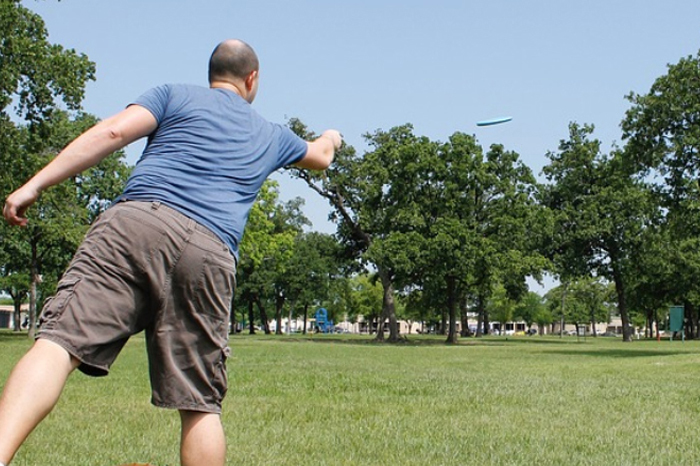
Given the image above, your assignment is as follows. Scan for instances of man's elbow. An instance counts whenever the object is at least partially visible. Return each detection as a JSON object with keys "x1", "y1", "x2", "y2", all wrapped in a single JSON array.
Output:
[{"x1": 107, "y1": 126, "x2": 125, "y2": 144}]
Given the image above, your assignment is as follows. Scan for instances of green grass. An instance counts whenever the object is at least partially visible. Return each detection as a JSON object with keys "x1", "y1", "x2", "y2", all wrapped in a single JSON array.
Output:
[{"x1": 2, "y1": 332, "x2": 700, "y2": 465}]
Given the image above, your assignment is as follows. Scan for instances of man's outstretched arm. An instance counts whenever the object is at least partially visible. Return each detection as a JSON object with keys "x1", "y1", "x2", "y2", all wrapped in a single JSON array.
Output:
[
  {"x1": 295, "y1": 129, "x2": 342, "y2": 171},
  {"x1": 3, "y1": 105, "x2": 157, "y2": 226}
]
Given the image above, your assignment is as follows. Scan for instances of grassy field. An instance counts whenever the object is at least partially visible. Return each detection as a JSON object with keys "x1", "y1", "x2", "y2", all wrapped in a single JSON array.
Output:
[{"x1": 1, "y1": 332, "x2": 700, "y2": 465}]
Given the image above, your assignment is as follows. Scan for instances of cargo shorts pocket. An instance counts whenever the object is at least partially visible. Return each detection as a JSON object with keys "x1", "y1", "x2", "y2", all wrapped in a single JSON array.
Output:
[
  {"x1": 39, "y1": 275, "x2": 82, "y2": 329},
  {"x1": 214, "y1": 346, "x2": 232, "y2": 399},
  {"x1": 194, "y1": 252, "x2": 236, "y2": 320}
]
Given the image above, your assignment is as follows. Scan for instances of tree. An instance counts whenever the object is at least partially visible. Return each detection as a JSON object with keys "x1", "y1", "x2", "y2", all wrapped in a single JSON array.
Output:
[
  {"x1": 622, "y1": 51, "x2": 700, "y2": 201},
  {"x1": 288, "y1": 121, "x2": 430, "y2": 343},
  {"x1": 1, "y1": 112, "x2": 130, "y2": 335},
  {"x1": 235, "y1": 181, "x2": 307, "y2": 334},
  {"x1": 350, "y1": 274, "x2": 384, "y2": 332},
  {"x1": 488, "y1": 284, "x2": 516, "y2": 336},
  {"x1": 281, "y1": 231, "x2": 345, "y2": 334},
  {"x1": 423, "y1": 136, "x2": 546, "y2": 343},
  {"x1": 622, "y1": 50, "x2": 700, "y2": 337},
  {"x1": 568, "y1": 277, "x2": 610, "y2": 336},
  {"x1": 625, "y1": 224, "x2": 674, "y2": 338},
  {"x1": 0, "y1": 1, "x2": 95, "y2": 123},
  {"x1": 515, "y1": 291, "x2": 546, "y2": 332},
  {"x1": 542, "y1": 123, "x2": 654, "y2": 342},
  {"x1": 0, "y1": 1, "x2": 106, "y2": 336}
]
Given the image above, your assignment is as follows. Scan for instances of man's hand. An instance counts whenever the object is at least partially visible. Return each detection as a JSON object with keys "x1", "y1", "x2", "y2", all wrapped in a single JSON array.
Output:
[
  {"x1": 321, "y1": 130, "x2": 343, "y2": 151},
  {"x1": 3, "y1": 182, "x2": 41, "y2": 227}
]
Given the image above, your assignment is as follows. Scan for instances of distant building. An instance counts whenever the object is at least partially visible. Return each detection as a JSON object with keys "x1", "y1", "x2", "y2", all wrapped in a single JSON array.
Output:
[{"x1": 0, "y1": 304, "x2": 29, "y2": 330}]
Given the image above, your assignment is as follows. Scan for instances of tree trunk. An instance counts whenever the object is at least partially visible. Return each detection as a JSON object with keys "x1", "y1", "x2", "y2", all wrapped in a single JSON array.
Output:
[
  {"x1": 12, "y1": 292, "x2": 24, "y2": 332},
  {"x1": 303, "y1": 304, "x2": 309, "y2": 334},
  {"x1": 611, "y1": 262, "x2": 633, "y2": 342},
  {"x1": 28, "y1": 240, "x2": 40, "y2": 339},
  {"x1": 476, "y1": 296, "x2": 485, "y2": 337},
  {"x1": 375, "y1": 316, "x2": 384, "y2": 341},
  {"x1": 460, "y1": 295, "x2": 469, "y2": 337},
  {"x1": 255, "y1": 295, "x2": 271, "y2": 334},
  {"x1": 559, "y1": 283, "x2": 567, "y2": 338},
  {"x1": 644, "y1": 309, "x2": 653, "y2": 339},
  {"x1": 28, "y1": 270, "x2": 41, "y2": 340},
  {"x1": 376, "y1": 268, "x2": 400, "y2": 343},
  {"x1": 230, "y1": 294, "x2": 236, "y2": 334},
  {"x1": 688, "y1": 302, "x2": 698, "y2": 339},
  {"x1": 248, "y1": 300, "x2": 256, "y2": 335},
  {"x1": 654, "y1": 308, "x2": 659, "y2": 339},
  {"x1": 287, "y1": 300, "x2": 295, "y2": 335},
  {"x1": 445, "y1": 276, "x2": 458, "y2": 344},
  {"x1": 274, "y1": 292, "x2": 284, "y2": 335}
]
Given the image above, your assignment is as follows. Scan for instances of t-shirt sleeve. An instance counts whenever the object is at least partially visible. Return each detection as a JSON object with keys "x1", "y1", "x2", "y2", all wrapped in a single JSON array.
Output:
[
  {"x1": 274, "y1": 124, "x2": 309, "y2": 168},
  {"x1": 129, "y1": 85, "x2": 171, "y2": 123}
]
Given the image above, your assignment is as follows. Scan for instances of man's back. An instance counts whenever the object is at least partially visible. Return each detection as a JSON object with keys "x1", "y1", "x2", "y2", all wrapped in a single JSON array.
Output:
[{"x1": 119, "y1": 83, "x2": 308, "y2": 258}]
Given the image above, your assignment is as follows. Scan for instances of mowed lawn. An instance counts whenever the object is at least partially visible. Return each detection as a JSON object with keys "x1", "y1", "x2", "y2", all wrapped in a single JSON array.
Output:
[{"x1": 1, "y1": 331, "x2": 700, "y2": 466}]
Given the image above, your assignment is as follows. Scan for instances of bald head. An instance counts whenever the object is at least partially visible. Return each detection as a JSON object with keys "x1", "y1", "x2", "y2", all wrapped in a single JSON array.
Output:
[{"x1": 208, "y1": 39, "x2": 259, "y2": 84}]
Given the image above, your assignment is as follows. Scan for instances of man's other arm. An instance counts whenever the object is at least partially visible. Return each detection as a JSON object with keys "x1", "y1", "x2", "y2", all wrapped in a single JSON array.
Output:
[{"x1": 295, "y1": 129, "x2": 342, "y2": 171}]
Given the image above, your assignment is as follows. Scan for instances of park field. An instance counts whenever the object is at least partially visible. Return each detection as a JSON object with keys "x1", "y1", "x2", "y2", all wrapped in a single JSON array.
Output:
[{"x1": 1, "y1": 332, "x2": 700, "y2": 465}]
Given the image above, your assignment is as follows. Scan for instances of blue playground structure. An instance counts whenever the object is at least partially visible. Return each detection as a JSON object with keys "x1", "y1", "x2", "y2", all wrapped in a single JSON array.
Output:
[{"x1": 314, "y1": 308, "x2": 334, "y2": 333}]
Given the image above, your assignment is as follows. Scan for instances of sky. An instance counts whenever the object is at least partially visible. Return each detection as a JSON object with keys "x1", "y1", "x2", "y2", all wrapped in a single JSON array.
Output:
[{"x1": 23, "y1": 0, "x2": 700, "y2": 293}]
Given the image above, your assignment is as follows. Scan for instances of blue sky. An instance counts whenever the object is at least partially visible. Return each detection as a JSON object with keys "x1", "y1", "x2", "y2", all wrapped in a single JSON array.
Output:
[{"x1": 25, "y1": 0, "x2": 700, "y2": 292}]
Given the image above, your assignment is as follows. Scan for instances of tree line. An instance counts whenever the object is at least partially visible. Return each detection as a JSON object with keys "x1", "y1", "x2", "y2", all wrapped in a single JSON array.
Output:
[{"x1": 2, "y1": 1, "x2": 700, "y2": 343}]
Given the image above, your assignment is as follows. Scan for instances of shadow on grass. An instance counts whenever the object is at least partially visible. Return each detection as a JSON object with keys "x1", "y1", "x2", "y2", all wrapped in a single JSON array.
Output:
[
  {"x1": 232, "y1": 334, "x2": 700, "y2": 357},
  {"x1": 233, "y1": 334, "x2": 577, "y2": 348},
  {"x1": 547, "y1": 348, "x2": 690, "y2": 358},
  {"x1": 0, "y1": 331, "x2": 31, "y2": 342},
  {"x1": 235, "y1": 334, "x2": 464, "y2": 347}
]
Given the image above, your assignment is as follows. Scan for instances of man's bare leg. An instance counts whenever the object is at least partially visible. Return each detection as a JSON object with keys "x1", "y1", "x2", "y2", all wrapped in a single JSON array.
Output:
[
  {"x1": 179, "y1": 410, "x2": 226, "y2": 466},
  {"x1": 0, "y1": 339, "x2": 79, "y2": 465}
]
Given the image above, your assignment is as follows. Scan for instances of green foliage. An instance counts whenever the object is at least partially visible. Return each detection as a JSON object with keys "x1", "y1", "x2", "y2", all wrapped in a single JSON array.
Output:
[
  {"x1": 542, "y1": 123, "x2": 656, "y2": 341},
  {"x1": 544, "y1": 277, "x2": 612, "y2": 330},
  {"x1": 235, "y1": 181, "x2": 318, "y2": 332},
  {"x1": 0, "y1": 113, "x2": 130, "y2": 311},
  {"x1": 289, "y1": 119, "x2": 547, "y2": 342},
  {"x1": 514, "y1": 291, "x2": 546, "y2": 327},
  {"x1": 487, "y1": 284, "x2": 516, "y2": 329},
  {"x1": 0, "y1": 0, "x2": 95, "y2": 121},
  {"x1": 0, "y1": 3, "x2": 126, "y2": 329},
  {"x1": 622, "y1": 51, "x2": 700, "y2": 196},
  {"x1": 622, "y1": 50, "x2": 700, "y2": 336},
  {"x1": 282, "y1": 231, "x2": 347, "y2": 322}
]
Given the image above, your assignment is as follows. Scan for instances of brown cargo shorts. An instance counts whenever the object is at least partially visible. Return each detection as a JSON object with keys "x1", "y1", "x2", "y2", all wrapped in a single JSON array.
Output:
[{"x1": 37, "y1": 200, "x2": 236, "y2": 413}]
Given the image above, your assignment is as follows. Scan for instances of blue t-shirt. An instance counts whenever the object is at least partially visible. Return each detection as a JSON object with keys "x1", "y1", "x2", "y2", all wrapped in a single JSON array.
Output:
[{"x1": 117, "y1": 84, "x2": 308, "y2": 259}]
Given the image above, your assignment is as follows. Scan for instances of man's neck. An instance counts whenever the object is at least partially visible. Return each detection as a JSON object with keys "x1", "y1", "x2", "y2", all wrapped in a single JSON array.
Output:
[{"x1": 210, "y1": 81, "x2": 245, "y2": 99}]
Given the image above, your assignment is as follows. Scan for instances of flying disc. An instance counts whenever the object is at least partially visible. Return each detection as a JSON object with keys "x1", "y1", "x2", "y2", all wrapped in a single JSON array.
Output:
[{"x1": 476, "y1": 116, "x2": 512, "y2": 127}]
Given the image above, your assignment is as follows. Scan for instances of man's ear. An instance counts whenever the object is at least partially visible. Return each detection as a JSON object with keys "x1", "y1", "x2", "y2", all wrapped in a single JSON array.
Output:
[{"x1": 245, "y1": 70, "x2": 258, "y2": 91}]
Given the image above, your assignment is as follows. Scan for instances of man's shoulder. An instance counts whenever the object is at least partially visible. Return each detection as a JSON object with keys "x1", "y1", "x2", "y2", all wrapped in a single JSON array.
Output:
[{"x1": 161, "y1": 83, "x2": 209, "y2": 95}]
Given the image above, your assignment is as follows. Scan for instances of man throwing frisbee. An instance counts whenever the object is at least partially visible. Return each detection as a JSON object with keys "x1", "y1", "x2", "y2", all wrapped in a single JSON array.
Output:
[{"x1": 0, "y1": 39, "x2": 341, "y2": 466}]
